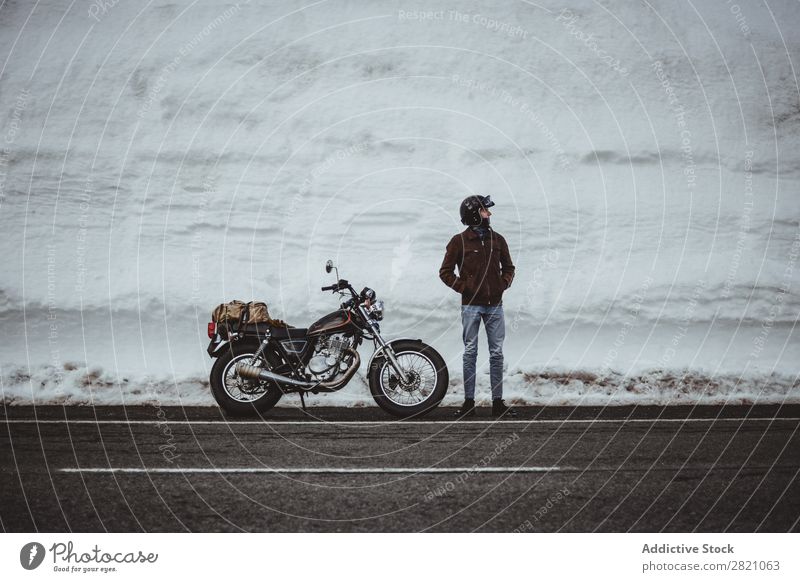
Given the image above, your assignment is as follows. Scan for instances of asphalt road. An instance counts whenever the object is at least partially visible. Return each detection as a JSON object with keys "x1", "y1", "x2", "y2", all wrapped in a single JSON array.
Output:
[{"x1": 1, "y1": 404, "x2": 798, "y2": 532}]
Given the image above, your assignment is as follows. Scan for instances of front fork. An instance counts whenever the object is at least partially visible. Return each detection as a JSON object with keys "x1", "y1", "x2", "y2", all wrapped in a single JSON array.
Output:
[{"x1": 358, "y1": 305, "x2": 410, "y2": 384}]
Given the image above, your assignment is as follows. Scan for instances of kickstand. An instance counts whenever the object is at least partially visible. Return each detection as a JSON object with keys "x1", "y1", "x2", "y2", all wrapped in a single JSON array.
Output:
[{"x1": 299, "y1": 391, "x2": 307, "y2": 412}]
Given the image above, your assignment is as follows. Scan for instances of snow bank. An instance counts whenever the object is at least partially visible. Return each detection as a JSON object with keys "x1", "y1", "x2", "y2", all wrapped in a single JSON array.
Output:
[{"x1": 3, "y1": 360, "x2": 797, "y2": 407}]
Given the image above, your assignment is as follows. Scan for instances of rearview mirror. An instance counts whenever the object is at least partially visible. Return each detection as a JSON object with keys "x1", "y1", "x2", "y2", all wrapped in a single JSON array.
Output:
[{"x1": 325, "y1": 260, "x2": 333, "y2": 273}]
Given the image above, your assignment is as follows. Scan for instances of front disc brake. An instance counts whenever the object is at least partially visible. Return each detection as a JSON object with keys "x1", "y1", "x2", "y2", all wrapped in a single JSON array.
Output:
[{"x1": 388, "y1": 370, "x2": 420, "y2": 393}]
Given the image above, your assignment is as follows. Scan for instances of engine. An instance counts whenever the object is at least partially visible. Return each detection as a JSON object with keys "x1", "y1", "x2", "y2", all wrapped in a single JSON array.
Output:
[{"x1": 307, "y1": 333, "x2": 354, "y2": 380}]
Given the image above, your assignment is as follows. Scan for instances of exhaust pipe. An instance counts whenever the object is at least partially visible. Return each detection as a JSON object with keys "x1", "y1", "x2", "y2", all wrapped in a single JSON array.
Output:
[
  {"x1": 235, "y1": 348, "x2": 361, "y2": 391},
  {"x1": 235, "y1": 363, "x2": 317, "y2": 389}
]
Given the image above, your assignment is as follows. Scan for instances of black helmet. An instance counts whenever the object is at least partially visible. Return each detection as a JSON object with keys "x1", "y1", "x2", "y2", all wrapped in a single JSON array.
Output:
[{"x1": 460, "y1": 195, "x2": 495, "y2": 226}]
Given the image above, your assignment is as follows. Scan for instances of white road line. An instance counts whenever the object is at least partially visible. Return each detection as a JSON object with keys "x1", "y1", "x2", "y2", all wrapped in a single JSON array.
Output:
[
  {"x1": 2, "y1": 417, "x2": 798, "y2": 426},
  {"x1": 59, "y1": 466, "x2": 561, "y2": 474}
]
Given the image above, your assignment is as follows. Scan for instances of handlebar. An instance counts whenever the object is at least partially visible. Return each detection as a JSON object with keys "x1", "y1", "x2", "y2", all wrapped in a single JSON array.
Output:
[
  {"x1": 321, "y1": 279, "x2": 353, "y2": 294},
  {"x1": 321, "y1": 277, "x2": 370, "y2": 314}
]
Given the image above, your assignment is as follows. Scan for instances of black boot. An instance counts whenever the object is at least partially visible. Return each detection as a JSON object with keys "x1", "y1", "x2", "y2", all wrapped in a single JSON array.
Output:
[
  {"x1": 455, "y1": 398, "x2": 476, "y2": 417},
  {"x1": 492, "y1": 399, "x2": 517, "y2": 418}
]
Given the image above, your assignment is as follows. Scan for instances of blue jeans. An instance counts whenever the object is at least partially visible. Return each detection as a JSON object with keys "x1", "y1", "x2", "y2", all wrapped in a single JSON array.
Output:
[{"x1": 461, "y1": 304, "x2": 506, "y2": 400}]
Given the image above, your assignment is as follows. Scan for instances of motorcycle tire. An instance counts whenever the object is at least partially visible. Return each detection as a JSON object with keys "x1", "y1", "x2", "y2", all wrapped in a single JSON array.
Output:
[
  {"x1": 210, "y1": 340, "x2": 283, "y2": 416},
  {"x1": 368, "y1": 339, "x2": 449, "y2": 418}
]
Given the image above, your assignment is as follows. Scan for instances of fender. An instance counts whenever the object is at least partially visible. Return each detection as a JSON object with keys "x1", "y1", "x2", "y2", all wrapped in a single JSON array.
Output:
[
  {"x1": 206, "y1": 337, "x2": 231, "y2": 358},
  {"x1": 367, "y1": 337, "x2": 424, "y2": 372}
]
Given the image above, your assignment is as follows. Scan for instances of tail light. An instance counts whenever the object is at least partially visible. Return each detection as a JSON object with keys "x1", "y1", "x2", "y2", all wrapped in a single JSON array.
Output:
[{"x1": 207, "y1": 322, "x2": 216, "y2": 339}]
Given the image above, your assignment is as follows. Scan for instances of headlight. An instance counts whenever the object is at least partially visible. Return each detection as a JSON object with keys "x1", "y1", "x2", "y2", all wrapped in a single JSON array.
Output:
[
  {"x1": 360, "y1": 287, "x2": 376, "y2": 301},
  {"x1": 370, "y1": 300, "x2": 384, "y2": 321}
]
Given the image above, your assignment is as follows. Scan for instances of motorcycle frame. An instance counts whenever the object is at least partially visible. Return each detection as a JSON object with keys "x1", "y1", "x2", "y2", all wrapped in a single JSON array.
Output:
[{"x1": 251, "y1": 328, "x2": 364, "y2": 393}]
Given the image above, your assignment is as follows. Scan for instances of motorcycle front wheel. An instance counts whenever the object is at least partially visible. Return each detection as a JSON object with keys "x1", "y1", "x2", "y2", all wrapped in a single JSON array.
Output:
[
  {"x1": 210, "y1": 340, "x2": 283, "y2": 416},
  {"x1": 368, "y1": 339, "x2": 449, "y2": 418}
]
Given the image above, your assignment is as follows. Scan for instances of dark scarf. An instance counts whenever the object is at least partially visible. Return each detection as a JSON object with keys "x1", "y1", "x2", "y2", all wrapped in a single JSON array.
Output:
[{"x1": 470, "y1": 223, "x2": 490, "y2": 240}]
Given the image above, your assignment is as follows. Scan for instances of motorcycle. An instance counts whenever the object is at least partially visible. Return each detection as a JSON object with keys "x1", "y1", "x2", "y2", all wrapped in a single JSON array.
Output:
[{"x1": 206, "y1": 260, "x2": 449, "y2": 417}]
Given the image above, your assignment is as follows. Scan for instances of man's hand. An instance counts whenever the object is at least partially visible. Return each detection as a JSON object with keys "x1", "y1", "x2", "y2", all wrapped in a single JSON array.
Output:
[
  {"x1": 439, "y1": 236, "x2": 464, "y2": 292},
  {"x1": 499, "y1": 237, "x2": 515, "y2": 290}
]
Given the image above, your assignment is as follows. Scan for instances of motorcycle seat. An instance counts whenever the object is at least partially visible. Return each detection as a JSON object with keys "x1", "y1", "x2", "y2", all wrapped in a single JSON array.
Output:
[{"x1": 241, "y1": 323, "x2": 308, "y2": 338}]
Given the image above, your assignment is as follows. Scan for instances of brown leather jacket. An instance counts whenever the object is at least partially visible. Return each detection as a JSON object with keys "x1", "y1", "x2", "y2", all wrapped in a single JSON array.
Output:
[{"x1": 439, "y1": 227, "x2": 515, "y2": 306}]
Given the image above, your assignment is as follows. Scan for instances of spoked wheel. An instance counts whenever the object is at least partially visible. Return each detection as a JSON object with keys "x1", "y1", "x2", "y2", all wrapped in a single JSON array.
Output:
[
  {"x1": 368, "y1": 339, "x2": 449, "y2": 417},
  {"x1": 210, "y1": 340, "x2": 283, "y2": 416}
]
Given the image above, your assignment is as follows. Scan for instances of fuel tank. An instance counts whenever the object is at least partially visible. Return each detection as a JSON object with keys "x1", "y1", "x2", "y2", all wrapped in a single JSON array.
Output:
[{"x1": 307, "y1": 309, "x2": 357, "y2": 337}]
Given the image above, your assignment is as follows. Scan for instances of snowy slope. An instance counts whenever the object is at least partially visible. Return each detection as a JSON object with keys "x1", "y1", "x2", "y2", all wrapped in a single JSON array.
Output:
[{"x1": 0, "y1": 0, "x2": 798, "y2": 406}]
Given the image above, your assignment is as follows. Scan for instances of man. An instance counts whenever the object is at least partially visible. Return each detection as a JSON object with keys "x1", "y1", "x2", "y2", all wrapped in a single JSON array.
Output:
[{"x1": 439, "y1": 195, "x2": 517, "y2": 418}]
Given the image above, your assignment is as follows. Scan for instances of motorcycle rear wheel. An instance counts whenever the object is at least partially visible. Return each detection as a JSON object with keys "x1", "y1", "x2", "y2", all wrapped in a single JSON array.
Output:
[
  {"x1": 210, "y1": 340, "x2": 283, "y2": 416},
  {"x1": 368, "y1": 340, "x2": 449, "y2": 418}
]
